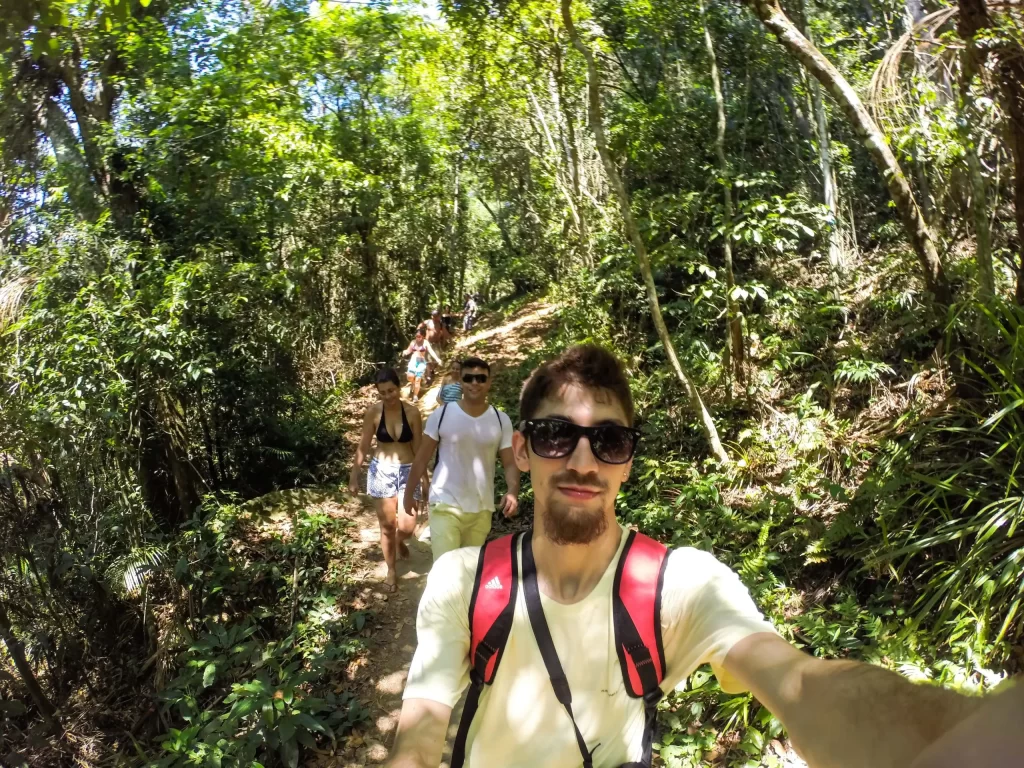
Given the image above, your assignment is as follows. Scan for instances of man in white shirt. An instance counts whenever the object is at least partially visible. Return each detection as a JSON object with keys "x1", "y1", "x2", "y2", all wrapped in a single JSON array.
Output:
[
  {"x1": 387, "y1": 345, "x2": 1023, "y2": 768},
  {"x1": 403, "y1": 356, "x2": 519, "y2": 560}
]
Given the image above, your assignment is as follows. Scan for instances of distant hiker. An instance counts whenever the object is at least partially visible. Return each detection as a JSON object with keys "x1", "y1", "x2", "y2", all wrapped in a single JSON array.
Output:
[
  {"x1": 462, "y1": 294, "x2": 478, "y2": 331},
  {"x1": 438, "y1": 358, "x2": 463, "y2": 404},
  {"x1": 348, "y1": 368, "x2": 425, "y2": 593},
  {"x1": 402, "y1": 330, "x2": 441, "y2": 402},
  {"x1": 386, "y1": 344, "x2": 1019, "y2": 768},
  {"x1": 441, "y1": 304, "x2": 455, "y2": 335},
  {"x1": 403, "y1": 356, "x2": 518, "y2": 560},
  {"x1": 417, "y1": 309, "x2": 449, "y2": 383}
]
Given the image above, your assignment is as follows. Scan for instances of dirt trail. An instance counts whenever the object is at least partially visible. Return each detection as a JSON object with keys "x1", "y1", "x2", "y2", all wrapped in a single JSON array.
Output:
[{"x1": 324, "y1": 300, "x2": 558, "y2": 766}]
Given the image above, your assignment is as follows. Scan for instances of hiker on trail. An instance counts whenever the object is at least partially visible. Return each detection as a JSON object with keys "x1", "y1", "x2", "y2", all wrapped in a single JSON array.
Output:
[
  {"x1": 418, "y1": 309, "x2": 450, "y2": 382},
  {"x1": 348, "y1": 368, "x2": 425, "y2": 593},
  {"x1": 461, "y1": 293, "x2": 477, "y2": 332},
  {"x1": 402, "y1": 330, "x2": 441, "y2": 402},
  {"x1": 438, "y1": 358, "x2": 463, "y2": 404},
  {"x1": 386, "y1": 345, "x2": 1023, "y2": 768},
  {"x1": 402, "y1": 356, "x2": 519, "y2": 560},
  {"x1": 441, "y1": 304, "x2": 455, "y2": 335}
]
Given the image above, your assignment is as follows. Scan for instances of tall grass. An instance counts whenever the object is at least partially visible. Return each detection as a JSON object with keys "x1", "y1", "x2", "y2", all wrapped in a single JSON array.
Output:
[{"x1": 852, "y1": 301, "x2": 1023, "y2": 661}]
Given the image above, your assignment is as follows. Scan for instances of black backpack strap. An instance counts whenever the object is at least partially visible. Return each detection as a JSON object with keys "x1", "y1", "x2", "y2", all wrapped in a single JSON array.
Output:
[
  {"x1": 521, "y1": 534, "x2": 597, "y2": 768},
  {"x1": 451, "y1": 532, "x2": 522, "y2": 768},
  {"x1": 432, "y1": 403, "x2": 449, "y2": 468}
]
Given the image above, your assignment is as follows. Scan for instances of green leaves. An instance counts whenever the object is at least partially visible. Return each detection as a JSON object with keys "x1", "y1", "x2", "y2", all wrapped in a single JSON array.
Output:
[{"x1": 202, "y1": 663, "x2": 217, "y2": 689}]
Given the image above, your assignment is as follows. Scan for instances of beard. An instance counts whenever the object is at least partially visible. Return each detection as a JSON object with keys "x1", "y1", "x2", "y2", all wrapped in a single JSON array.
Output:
[{"x1": 540, "y1": 470, "x2": 609, "y2": 545}]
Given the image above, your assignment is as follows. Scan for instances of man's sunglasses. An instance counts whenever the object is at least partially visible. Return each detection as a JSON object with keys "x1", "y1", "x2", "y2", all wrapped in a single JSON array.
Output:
[
  {"x1": 518, "y1": 419, "x2": 641, "y2": 465},
  {"x1": 462, "y1": 373, "x2": 489, "y2": 384}
]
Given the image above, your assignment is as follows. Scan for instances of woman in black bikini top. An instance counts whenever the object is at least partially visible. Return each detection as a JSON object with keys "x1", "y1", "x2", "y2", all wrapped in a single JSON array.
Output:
[
  {"x1": 348, "y1": 368, "x2": 425, "y2": 592},
  {"x1": 377, "y1": 399, "x2": 413, "y2": 443}
]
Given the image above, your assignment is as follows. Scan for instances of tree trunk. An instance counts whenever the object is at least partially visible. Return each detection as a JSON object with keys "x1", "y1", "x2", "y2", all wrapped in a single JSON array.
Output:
[
  {"x1": 792, "y1": 0, "x2": 846, "y2": 286},
  {"x1": 958, "y1": 42, "x2": 996, "y2": 297},
  {"x1": 550, "y1": 42, "x2": 593, "y2": 267},
  {"x1": 561, "y1": 0, "x2": 730, "y2": 464},
  {"x1": 958, "y1": 0, "x2": 1024, "y2": 303},
  {"x1": 745, "y1": 0, "x2": 952, "y2": 305},
  {"x1": 0, "y1": 601, "x2": 59, "y2": 733},
  {"x1": 700, "y1": 0, "x2": 745, "y2": 390}
]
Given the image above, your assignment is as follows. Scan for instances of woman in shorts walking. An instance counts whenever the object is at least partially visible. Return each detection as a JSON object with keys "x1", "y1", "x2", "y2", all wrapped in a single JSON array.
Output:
[
  {"x1": 402, "y1": 330, "x2": 441, "y2": 402},
  {"x1": 348, "y1": 368, "x2": 425, "y2": 592}
]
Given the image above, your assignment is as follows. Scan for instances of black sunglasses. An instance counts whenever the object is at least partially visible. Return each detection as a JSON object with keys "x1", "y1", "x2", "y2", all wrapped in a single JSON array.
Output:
[
  {"x1": 462, "y1": 373, "x2": 489, "y2": 384},
  {"x1": 518, "y1": 419, "x2": 641, "y2": 465}
]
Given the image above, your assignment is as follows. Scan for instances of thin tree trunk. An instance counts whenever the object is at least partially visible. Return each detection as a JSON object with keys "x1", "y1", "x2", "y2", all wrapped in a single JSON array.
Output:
[
  {"x1": 479, "y1": 196, "x2": 520, "y2": 259},
  {"x1": 958, "y1": 0, "x2": 1024, "y2": 303},
  {"x1": 811, "y1": 79, "x2": 846, "y2": 286},
  {"x1": 0, "y1": 601, "x2": 59, "y2": 732},
  {"x1": 700, "y1": 0, "x2": 745, "y2": 390},
  {"x1": 550, "y1": 43, "x2": 593, "y2": 267},
  {"x1": 526, "y1": 84, "x2": 587, "y2": 250},
  {"x1": 793, "y1": 0, "x2": 846, "y2": 286},
  {"x1": 561, "y1": 0, "x2": 729, "y2": 464},
  {"x1": 958, "y1": 46, "x2": 995, "y2": 297},
  {"x1": 745, "y1": 0, "x2": 952, "y2": 305}
]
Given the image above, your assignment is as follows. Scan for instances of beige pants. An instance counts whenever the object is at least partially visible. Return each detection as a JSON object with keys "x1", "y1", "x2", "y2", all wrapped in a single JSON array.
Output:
[{"x1": 429, "y1": 503, "x2": 493, "y2": 560}]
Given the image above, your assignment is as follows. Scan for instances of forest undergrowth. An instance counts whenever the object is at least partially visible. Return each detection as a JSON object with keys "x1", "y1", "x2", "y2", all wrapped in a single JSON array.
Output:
[
  {"x1": 557, "y1": 248, "x2": 1024, "y2": 767},
  {"x1": 4, "y1": 0, "x2": 1024, "y2": 766}
]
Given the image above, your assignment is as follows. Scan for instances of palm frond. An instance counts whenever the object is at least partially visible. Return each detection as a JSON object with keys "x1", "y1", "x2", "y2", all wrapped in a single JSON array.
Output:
[
  {"x1": 0, "y1": 274, "x2": 35, "y2": 333},
  {"x1": 108, "y1": 545, "x2": 168, "y2": 598}
]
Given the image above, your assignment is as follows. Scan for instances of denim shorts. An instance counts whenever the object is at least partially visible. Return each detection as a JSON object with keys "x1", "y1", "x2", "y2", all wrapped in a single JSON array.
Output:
[
  {"x1": 367, "y1": 459, "x2": 421, "y2": 500},
  {"x1": 407, "y1": 358, "x2": 427, "y2": 378}
]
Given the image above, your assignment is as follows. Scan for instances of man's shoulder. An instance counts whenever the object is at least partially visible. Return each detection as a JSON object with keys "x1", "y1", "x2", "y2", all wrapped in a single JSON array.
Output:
[
  {"x1": 426, "y1": 545, "x2": 483, "y2": 603},
  {"x1": 663, "y1": 545, "x2": 735, "y2": 584}
]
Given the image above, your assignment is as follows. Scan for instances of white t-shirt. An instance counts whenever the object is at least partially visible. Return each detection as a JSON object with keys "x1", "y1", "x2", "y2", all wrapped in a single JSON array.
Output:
[
  {"x1": 403, "y1": 526, "x2": 777, "y2": 768},
  {"x1": 424, "y1": 402, "x2": 514, "y2": 514}
]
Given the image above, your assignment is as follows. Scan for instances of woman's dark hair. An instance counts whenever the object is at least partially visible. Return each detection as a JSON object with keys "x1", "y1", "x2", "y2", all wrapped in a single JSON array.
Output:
[
  {"x1": 461, "y1": 356, "x2": 490, "y2": 373},
  {"x1": 519, "y1": 345, "x2": 634, "y2": 425},
  {"x1": 375, "y1": 368, "x2": 400, "y2": 388}
]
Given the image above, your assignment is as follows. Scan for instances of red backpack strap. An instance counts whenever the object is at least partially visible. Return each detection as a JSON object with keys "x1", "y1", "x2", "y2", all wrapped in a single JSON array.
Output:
[
  {"x1": 613, "y1": 530, "x2": 670, "y2": 768},
  {"x1": 451, "y1": 532, "x2": 521, "y2": 768},
  {"x1": 613, "y1": 529, "x2": 669, "y2": 696}
]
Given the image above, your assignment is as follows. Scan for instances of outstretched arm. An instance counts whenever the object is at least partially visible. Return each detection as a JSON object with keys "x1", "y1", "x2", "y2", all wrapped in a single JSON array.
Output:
[
  {"x1": 385, "y1": 698, "x2": 451, "y2": 768},
  {"x1": 425, "y1": 340, "x2": 442, "y2": 365},
  {"x1": 348, "y1": 408, "x2": 376, "y2": 494},
  {"x1": 498, "y1": 446, "x2": 520, "y2": 518},
  {"x1": 722, "y1": 632, "x2": 989, "y2": 768}
]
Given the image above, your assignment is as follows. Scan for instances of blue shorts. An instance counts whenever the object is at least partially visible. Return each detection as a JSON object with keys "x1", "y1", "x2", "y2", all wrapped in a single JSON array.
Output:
[
  {"x1": 368, "y1": 459, "x2": 411, "y2": 499},
  {"x1": 407, "y1": 358, "x2": 427, "y2": 378}
]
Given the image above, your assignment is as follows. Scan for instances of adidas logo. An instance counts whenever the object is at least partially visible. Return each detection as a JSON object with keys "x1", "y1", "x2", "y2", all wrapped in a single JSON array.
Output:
[{"x1": 484, "y1": 576, "x2": 503, "y2": 590}]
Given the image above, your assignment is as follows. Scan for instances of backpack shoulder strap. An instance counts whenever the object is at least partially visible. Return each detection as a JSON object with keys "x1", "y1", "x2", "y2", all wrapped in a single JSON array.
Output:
[
  {"x1": 613, "y1": 529, "x2": 670, "y2": 697},
  {"x1": 613, "y1": 530, "x2": 670, "y2": 768},
  {"x1": 432, "y1": 403, "x2": 449, "y2": 467},
  {"x1": 451, "y1": 532, "x2": 521, "y2": 768}
]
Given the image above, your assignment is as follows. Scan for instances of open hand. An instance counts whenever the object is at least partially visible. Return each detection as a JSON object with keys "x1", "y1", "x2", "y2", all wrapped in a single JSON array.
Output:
[{"x1": 500, "y1": 492, "x2": 518, "y2": 518}]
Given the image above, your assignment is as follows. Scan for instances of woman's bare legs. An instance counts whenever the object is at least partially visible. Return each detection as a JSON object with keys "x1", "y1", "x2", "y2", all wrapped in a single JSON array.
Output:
[
  {"x1": 375, "y1": 497, "x2": 399, "y2": 591},
  {"x1": 376, "y1": 495, "x2": 417, "y2": 590},
  {"x1": 396, "y1": 497, "x2": 416, "y2": 559}
]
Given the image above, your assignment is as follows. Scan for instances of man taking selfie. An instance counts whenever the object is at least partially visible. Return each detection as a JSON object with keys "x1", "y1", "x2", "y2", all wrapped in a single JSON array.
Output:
[{"x1": 388, "y1": 345, "x2": 1023, "y2": 768}]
